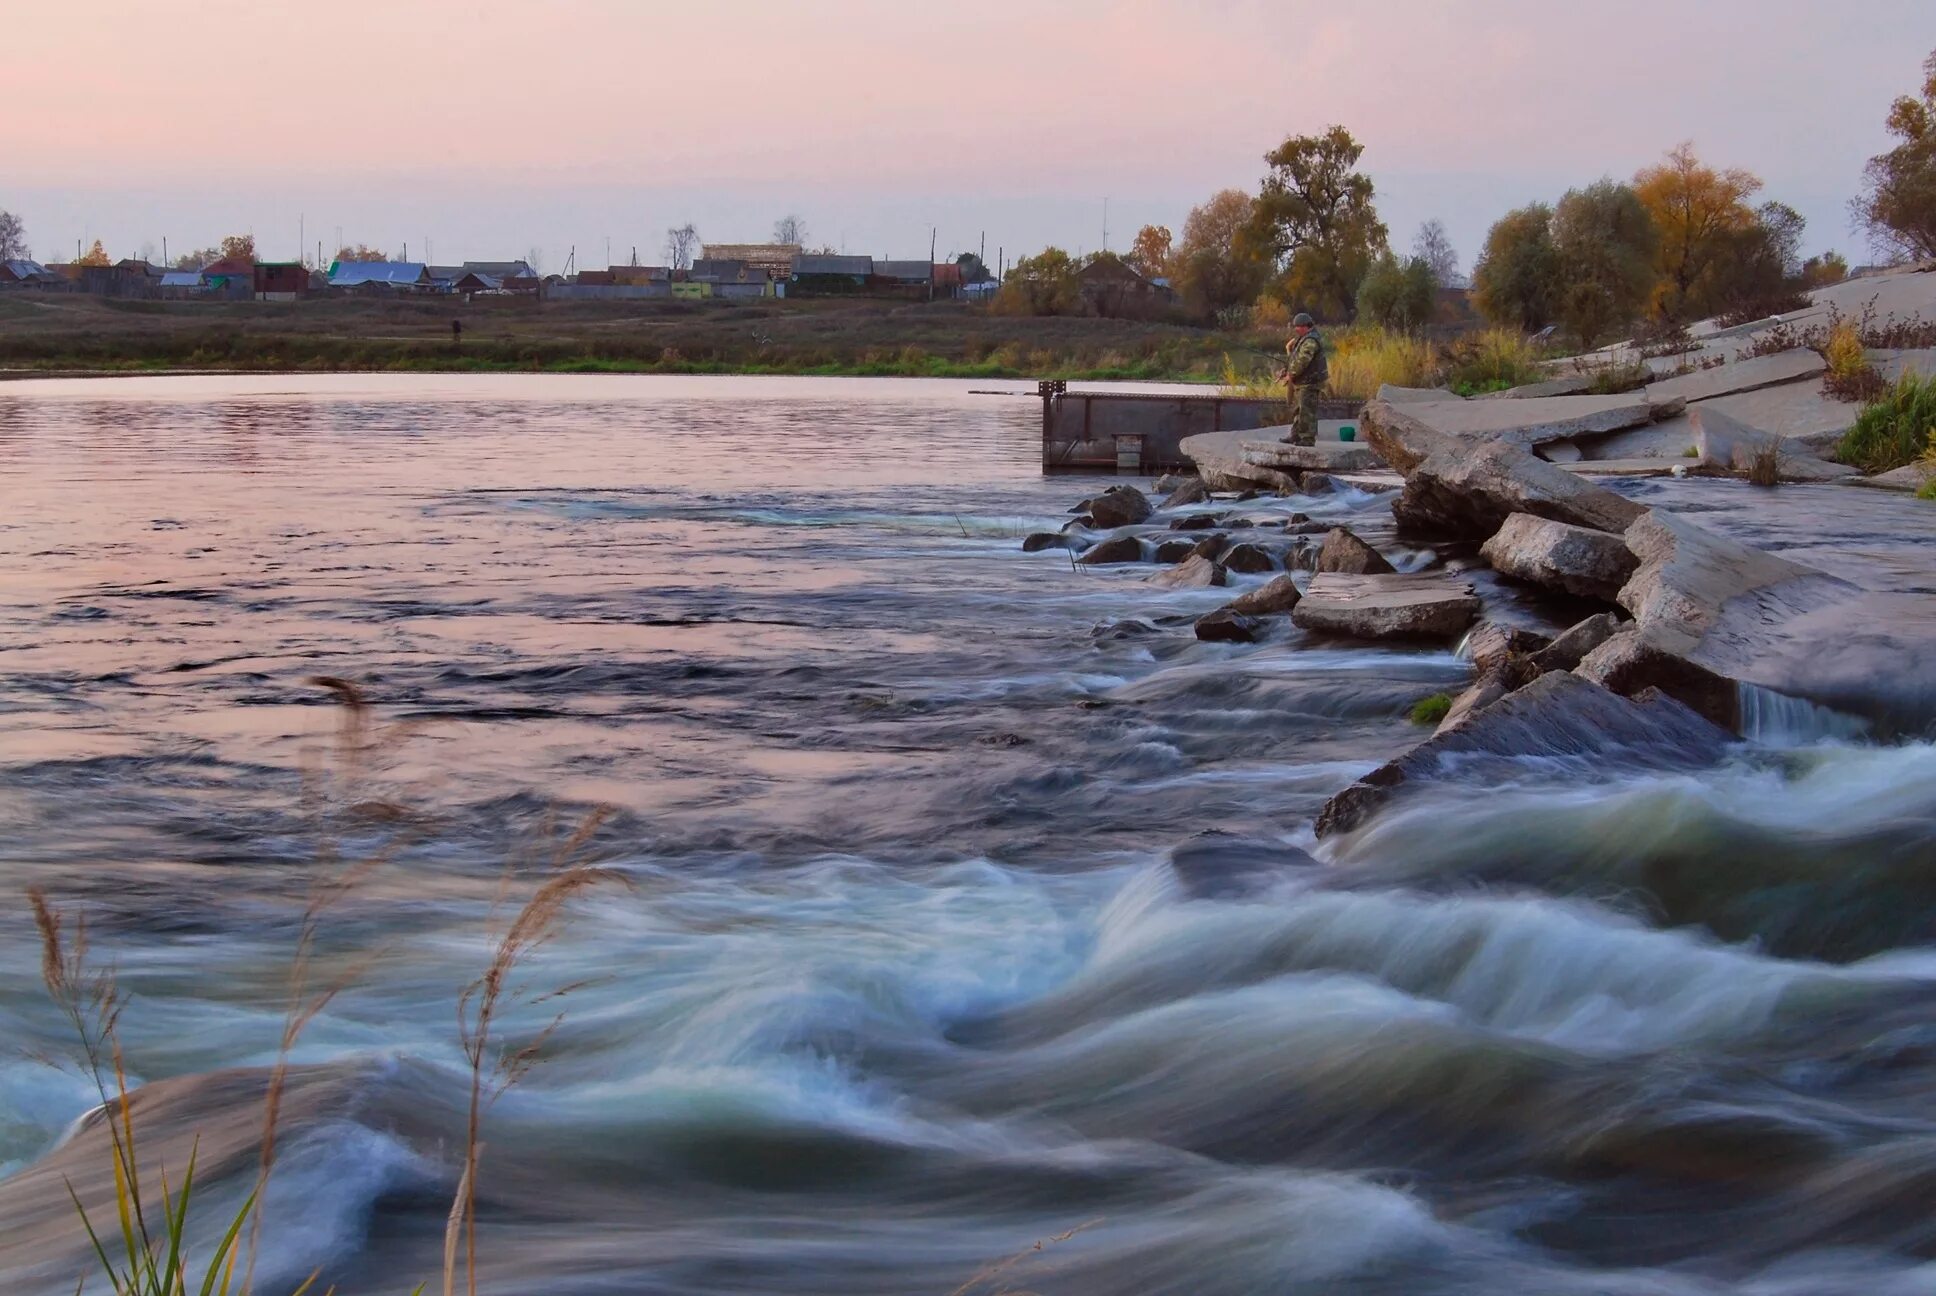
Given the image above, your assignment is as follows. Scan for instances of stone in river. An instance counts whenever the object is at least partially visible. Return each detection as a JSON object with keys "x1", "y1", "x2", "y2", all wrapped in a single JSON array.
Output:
[
  {"x1": 1314, "y1": 671, "x2": 1734, "y2": 837},
  {"x1": 1530, "y1": 612, "x2": 1624, "y2": 674},
  {"x1": 1022, "y1": 532, "x2": 1071, "y2": 553},
  {"x1": 1170, "y1": 513, "x2": 1225, "y2": 531},
  {"x1": 1194, "y1": 608, "x2": 1264, "y2": 643},
  {"x1": 1464, "y1": 620, "x2": 1553, "y2": 676},
  {"x1": 1190, "y1": 534, "x2": 1231, "y2": 561},
  {"x1": 1159, "y1": 477, "x2": 1210, "y2": 509},
  {"x1": 1576, "y1": 626, "x2": 1743, "y2": 731},
  {"x1": 1084, "y1": 485, "x2": 1153, "y2": 529},
  {"x1": 1394, "y1": 439, "x2": 1647, "y2": 541},
  {"x1": 1222, "y1": 542, "x2": 1278, "y2": 574},
  {"x1": 1168, "y1": 831, "x2": 1320, "y2": 900},
  {"x1": 1315, "y1": 527, "x2": 1396, "y2": 575},
  {"x1": 1150, "y1": 554, "x2": 1228, "y2": 589},
  {"x1": 1480, "y1": 512, "x2": 1638, "y2": 602},
  {"x1": 1153, "y1": 538, "x2": 1198, "y2": 563},
  {"x1": 1076, "y1": 534, "x2": 1144, "y2": 565},
  {"x1": 1227, "y1": 574, "x2": 1303, "y2": 616},
  {"x1": 1290, "y1": 572, "x2": 1482, "y2": 641}
]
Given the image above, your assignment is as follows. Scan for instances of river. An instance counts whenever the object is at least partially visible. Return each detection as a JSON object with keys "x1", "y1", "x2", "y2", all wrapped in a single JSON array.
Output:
[{"x1": 2, "y1": 374, "x2": 1936, "y2": 1295}]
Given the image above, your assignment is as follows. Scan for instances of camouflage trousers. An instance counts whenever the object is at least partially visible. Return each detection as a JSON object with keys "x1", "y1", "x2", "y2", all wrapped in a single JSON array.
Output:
[{"x1": 1288, "y1": 386, "x2": 1319, "y2": 447}]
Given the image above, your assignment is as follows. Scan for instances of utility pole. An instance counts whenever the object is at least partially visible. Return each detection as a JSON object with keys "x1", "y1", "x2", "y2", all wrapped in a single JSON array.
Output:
[
  {"x1": 928, "y1": 226, "x2": 936, "y2": 302},
  {"x1": 1103, "y1": 197, "x2": 1109, "y2": 253}
]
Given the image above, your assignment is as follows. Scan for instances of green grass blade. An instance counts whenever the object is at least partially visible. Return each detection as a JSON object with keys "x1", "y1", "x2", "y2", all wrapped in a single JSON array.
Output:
[
  {"x1": 64, "y1": 1177, "x2": 123, "y2": 1291},
  {"x1": 194, "y1": 1188, "x2": 256, "y2": 1296},
  {"x1": 158, "y1": 1141, "x2": 199, "y2": 1296}
]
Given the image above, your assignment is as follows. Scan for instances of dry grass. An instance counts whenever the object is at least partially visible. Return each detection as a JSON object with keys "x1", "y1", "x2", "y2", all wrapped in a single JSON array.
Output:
[
  {"x1": 1325, "y1": 327, "x2": 1439, "y2": 398},
  {"x1": 1747, "y1": 444, "x2": 1783, "y2": 487}
]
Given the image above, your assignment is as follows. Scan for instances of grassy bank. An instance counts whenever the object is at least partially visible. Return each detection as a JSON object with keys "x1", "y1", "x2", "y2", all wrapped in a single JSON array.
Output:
[{"x1": 0, "y1": 293, "x2": 1276, "y2": 382}]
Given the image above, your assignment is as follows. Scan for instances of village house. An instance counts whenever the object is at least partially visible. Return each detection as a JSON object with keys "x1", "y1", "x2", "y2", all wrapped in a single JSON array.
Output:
[
  {"x1": 327, "y1": 261, "x2": 431, "y2": 292},
  {"x1": 790, "y1": 254, "x2": 874, "y2": 294},
  {"x1": 0, "y1": 258, "x2": 62, "y2": 287},
  {"x1": 1074, "y1": 256, "x2": 1176, "y2": 318}
]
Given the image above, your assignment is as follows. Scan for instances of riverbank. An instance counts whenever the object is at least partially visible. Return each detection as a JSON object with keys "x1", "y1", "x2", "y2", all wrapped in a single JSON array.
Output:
[{"x1": 0, "y1": 292, "x2": 1259, "y2": 382}]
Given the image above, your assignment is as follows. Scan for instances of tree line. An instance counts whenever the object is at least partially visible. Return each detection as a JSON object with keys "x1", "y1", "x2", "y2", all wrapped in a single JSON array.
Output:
[{"x1": 997, "y1": 48, "x2": 1936, "y2": 347}]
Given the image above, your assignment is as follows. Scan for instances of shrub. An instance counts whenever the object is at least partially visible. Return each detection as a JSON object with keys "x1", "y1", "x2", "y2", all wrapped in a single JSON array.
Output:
[
  {"x1": 1837, "y1": 372, "x2": 1936, "y2": 473},
  {"x1": 1325, "y1": 326, "x2": 1439, "y2": 398},
  {"x1": 1409, "y1": 693, "x2": 1453, "y2": 725},
  {"x1": 1585, "y1": 358, "x2": 1653, "y2": 395},
  {"x1": 1822, "y1": 318, "x2": 1886, "y2": 402},
  {"x1": 1248, "y1": 295, "x2": 1292, "y2": 333},
  {"x1": 1441, "y1": 328, "x2": 1542, "y2": 392}
]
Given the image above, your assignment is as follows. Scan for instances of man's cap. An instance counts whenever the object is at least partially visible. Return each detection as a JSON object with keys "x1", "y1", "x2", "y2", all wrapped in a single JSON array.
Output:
[{"x1": 1292, "y1": 312, "x2": 1315, "y2": 327}]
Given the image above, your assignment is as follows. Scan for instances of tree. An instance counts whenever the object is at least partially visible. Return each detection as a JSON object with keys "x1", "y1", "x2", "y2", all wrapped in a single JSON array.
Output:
[
  {"x1": 1411, "y1": 219, "x2": 1460, "y2": 288},
  {"x1": 1801, "y1": 251, "x2": 1849, "y2": 288},
  {"x1": 78, "y1": 239, "x2": 110, "y2": 267},
  {"x1": 334, "y1": 244, "x2": 387, "y2": 262},
  {"x1": 955, "y1": 251, "x2": 991, "y2": 283},
  {"x1": 1245, "y1": 125, "x2": 1389, "y2": 320},
  {"x1": 992, "y1": 247, "x2": 1080, "y2": 315},
  {"x1": 1356, "y1": 252, "x2": 1436, "y2": 331},
  {"x1": 1634, "y1": 142, "x2": 1762, "y2": 322},
  {"x1": 1856, "y1": 48, "x2": 1936, "y2": 261},
  {"x1": 0, "y1": 210, "x2": 27, "y2": 261},
  {"x1": 219, "y1": 234, "x2": 255, "y2": 263},
  {"x1": 1171, "y1": 189, "x2": 1271, "y2": 319},
  {"x1": 1471, "y1": 203, "x2": 1561, "y2": 332},
  {"x1": 1551, "y1": 180, "x2": 1659, "y2": 347},
  {"x1": 772, "y1": 214, "x2": 808, "y2": 246},
  {"x1": 1126, "y1": 224, "x2": 1173, "y2": 279},
  {"x1": 664, "y1": 224, "x2": 699, "y2": 272}
]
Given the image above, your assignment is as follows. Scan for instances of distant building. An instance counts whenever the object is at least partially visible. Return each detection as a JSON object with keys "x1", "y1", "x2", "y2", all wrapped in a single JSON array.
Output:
[
  {"x1": 700, "y1": 243, "x2": 800, "y2": 279},
  {"x1": 1075, "y1": 257, "x2": 1175, "y2": 317},
  {"x1": 327, "y1": 261, "x2": 431, "y2": 290},
  {"x1": 253, "y1": 262, "x2": 309, "y2": 300},
  {"x1": 872, "y1": 260, "x2": 933, "y2": 286},
  {"x1": 791, "y1": 254, "x2": 874, "y2": 294},
  {"x1": 0, "y1": 258, "x2": 62, "y2": 286}
]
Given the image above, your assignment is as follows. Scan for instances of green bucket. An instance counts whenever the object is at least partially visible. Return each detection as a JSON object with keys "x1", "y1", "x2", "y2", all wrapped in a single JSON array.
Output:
[{"x1": 1338, "y1": 425, "x2": 1357, "y2": 442}]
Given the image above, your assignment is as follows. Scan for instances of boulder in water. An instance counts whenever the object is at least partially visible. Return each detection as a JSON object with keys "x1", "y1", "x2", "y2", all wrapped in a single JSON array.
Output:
[
  {"x1": 1169, "y1": 513, "x2": 1225, "y2": 531},
  {"x1": 1394, "y1": 439, "x2": 1647, "y2": 541},
  {"x1": 1228, "y1": 574, "x2": 1303, "y2": 616},
  {"x1": 1480, "y1": 511, "x2": 1639, "y2": 602},
  {"x1": 1315, "y1": 671, "x2": 1734, "y2": 837},
  {"x1": 1465, "y1": 621, "x2": 1553, "y2": 676},
  {"x1": 1531, "y1": 611, "x2": 1624, "y2": 673},
  {"x1": 1168, "y1": 831, "x2": 1320, "y2": 900},
  {"x1": 1083, "y1": 485, "x2": 1153, "y2": 529},
  {"x1": 1077, "y1": 534, "x2": 1144, "y2": 566},
  {"x1": 1022, "y1": 532, "x2": 1071, "y2": 553},
  {"x1": 1315, "y1": 527, "x2": 1396, "y2": 575},
  {"x1": 1291, "y1": 573, "x2": 1482, "y2": 641},
  {"x1": 1150, "y1": 555, "x2": 1228, "y2": 589},
  {"x1": 1190, "y1": 534, "x2": 1231, "y2": 561},
  {"x1": 1194, "y1": 608, "x2": 1264, "y2": 643},
  {"x1": 1576, "y1": 626, "x2": 1742, "y2": 731},
  {"x1": 1222, "y1": 542, "x2": 1277, "y2": 574},
  {"x1": 1153, "y1": 538, "x2": 1197, "y2": 564},
  {"x1": 1159, "y1": 476, "x2": 1210, "y2": 509}
]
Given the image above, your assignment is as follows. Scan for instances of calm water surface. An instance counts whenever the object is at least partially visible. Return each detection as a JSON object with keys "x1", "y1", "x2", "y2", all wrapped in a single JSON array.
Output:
[{"x1": 2, "y1": 374, "x2": 1936, "y2": 1295}]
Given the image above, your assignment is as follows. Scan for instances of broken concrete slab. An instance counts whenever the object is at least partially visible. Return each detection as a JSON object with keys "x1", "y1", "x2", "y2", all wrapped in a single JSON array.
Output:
[
  {"x1": 1376, "y1": 384, "x2": 1459, "y2": 404},
  {"x1": 1464, "y1": 621, "x2": 1554, "y2": 676},
  {"x1": 1693, "y1": 406, "x2": 1860, "y2": 480},
  {"x1": 1376, "y1": 393, "x2": 1675, "y2": 451},
  {"x1": 1395, "y1": 439, "x2": 1648, "y2": 540},
  {"x1": 1695, "y1": 380, "x2": 1857, "y2": 455},
  {"x1": 1576, "y1": 626, "x2": 1743, "y2": 730},
  {"x1": 1871, "y1": 348, "x2": 1936, "y2": 382},
  {"x1": 1481, "y1": 512, "x2": 1638, "y2": 602},
  {"x1": 1241, "y1": 441, "x2": 1386, "y2": 473},
  {"x1": 1474, "y1": 375, "x2": 1596, "y2": 400},
  {"x1": 1530, "y1": 612, "x2": 1625, "y2": 674},
  {"x1": 1847, "y1": 463, "x2": 1935, "y2": 492},
  {"x1": 1291, "y1": 572, "x2": 1481, "y2": 641},
  {"x1": 1645, "y1": 348, "x2": 1826, "y2": 405},
  {"x1": 1537, "y1": 439, "x2": 1584, "y2": 463},
  {"x1": 1314, "y1": 671, "x2": 1734, "y2": 838},
  {"x1": 1577, "y1": 416, "x2": 1699, "y2": 460},
  {"x1": 1180, "y1": 429, "x2": 1282, "y2": 492}
]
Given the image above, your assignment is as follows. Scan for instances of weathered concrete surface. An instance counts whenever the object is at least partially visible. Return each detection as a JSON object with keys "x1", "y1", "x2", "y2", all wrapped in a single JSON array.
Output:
[
  {"x1": 1872, "y1": 348, "x2": 1936, "y2": 382},
  {"x1": 1242, "y1": 441, "x2": 1386, "y2": 473},
  {"x1": 1314, "y1": 671, "x2": 1733, "y2": 838},
  {"x1": 1362, "y1": 400, "x2": 1463, "y2": 473},
  {"x1": 1465, "y1": 622, "x2": 1553, "y2": 676},
  {"x1": 1291, "y1": 573, "x2": 1481, "y2": 640},
  {"x1": 1481, "y1": 512, "x2": 1638, "y2": 602},
  {"x1": 1150, "y1": 554, "x2": 1228, "y2": 589},
  {"x1": 1314, "y1": 527, "x2": 1396, "y2": 575},
  {"x1": 1576, "y1": 626, "x2": 1743, "y2": 730},
  {"x1": 1530, "y1": 612, "x2": 1624, "y2": 673},
  {"x1": 1375, "y1": 394, "x2": 1673, "y2": 450},
  {"x1": 1537, "y1": 439, "x2": 1584, "y2": 463},
  {"x1": 1226, "y1": 573, "x2": 1302, "y2": 616},
  {"x1": 1695, "y1": 381, "x2": 1857, "y2": 454},
  {"x1": 1395, "y1": 440, "x2": 1648, "y2": 540},
  {"x1": 1474, "y1": 375, "x2": 1596, "y2": 400},
  {"x1": 1577, "y1": 417, "x2": 1698, "y2": 460},
  {"x1": 1644, "y1": 348, "x2": 1825, "y2": 405},
  {"x1": 1693, "y1": 406, "x2": 1860, "y2": 481},
  {"x1": 1437, "y1": 673, "x2": 1513, "y2": 733},
  {"x1": 1849, "y1": 463, "x2": 1935, "y2": 492},
  {"x1": 1375, "y1": 384, "x2": 1459, "y2": 404},
  {"x1": 1179, "y1": 429, "x2": 1273, "y2": 492}
]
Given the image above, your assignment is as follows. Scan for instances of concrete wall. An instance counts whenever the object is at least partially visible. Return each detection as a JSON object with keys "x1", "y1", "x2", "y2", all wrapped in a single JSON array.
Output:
[{"x1": 1042, "y1": 391, "x2": 1282, "y2": 471}]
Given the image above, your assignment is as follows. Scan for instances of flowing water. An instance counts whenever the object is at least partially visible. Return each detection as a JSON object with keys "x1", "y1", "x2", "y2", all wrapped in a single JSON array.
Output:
[{"x1": 2, "y1": 374, "x2": 1936, "y2": 1295}]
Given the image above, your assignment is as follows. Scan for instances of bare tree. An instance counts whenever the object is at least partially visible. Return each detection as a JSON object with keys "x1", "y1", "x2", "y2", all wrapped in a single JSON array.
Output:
[
  {"x1": 772, "y1": 214, "x2": 807, "y2": 246},
  {"x1": 1412, "y1": 219, "x2": 1461, "y2": 288},
  {"x1": 664, "y1": 224, "x2": 699, "y2": 271},
  {"x1": 0, "y1": 210, "x2": 26, "y2": 261},
  {"x1": 525, "y1": 247, "x2": 544, "y2": 275}
]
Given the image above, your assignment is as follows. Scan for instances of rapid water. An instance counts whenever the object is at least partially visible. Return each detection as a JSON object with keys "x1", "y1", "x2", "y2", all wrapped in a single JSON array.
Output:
[{"x1": 2, "y1": 374, "x2": 1935, "y2": 1295}]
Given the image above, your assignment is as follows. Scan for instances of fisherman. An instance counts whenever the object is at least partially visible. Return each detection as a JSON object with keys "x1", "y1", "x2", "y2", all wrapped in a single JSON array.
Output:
[{"x1": 1282, "y1": 313, "x2": 1327, "y2": 447}]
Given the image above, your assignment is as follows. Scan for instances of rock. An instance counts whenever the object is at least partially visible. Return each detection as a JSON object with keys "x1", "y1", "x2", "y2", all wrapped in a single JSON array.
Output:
[
  {"x1": 1168, "y1": 832, "x2": 1320, "y2": 901},
  {"x1": 1227, "y1": 518, "x2": 1256, "y2": 529},
  {"x1": 1365, "y1": 393, "x2": 1668, "y2": 451},
  {"x1": 1194, "y1": 609, "x2": 1264, "y2": 643},
  {"x1": 1693, "y1": 380, "x2": 1856, "y2": 455},
  {"x1": 1291, "y1": 573, "x2": 1482, "y2": 641},
  {"x1": 1362, "y1": 399, "x2": 1463, "y2": 473},
  {"x1": 1480, "y1": 512, "x2": 1639, "y2": 602},
  {"x1": 1159, "y1": 477, "x2": 1210, "y2": 509},
  {"x1": 1170, "y1": 512, "x2": 1225, "y2": 531},
  {"x1": 1180, "y1": 430, "x2": 1265, "y2": 491},
  {"x1": 1464, "y1": 621, "x2": 1554, "y2": 676},
  {"x1": 1315, "y1": 527, "x2": 1397, "y2": 575},
  {"x1": 1849, "y1": 463, "x2": 1935, "y2": 492},
  {"x1": 1095, "y1": 618, "x2": 1160, "y2": 640},
  {"x1": 1076, "y1": 534, "x2": 1144, "y2": 565},
  {"x1": 1022, "y1": 532, "x2": 1071, "y2": 553},
  {"x1": 1242, "y1": 441, "x2": 1386, "y2": 474},
  {"x1": 1691, "y1": 404, "x2": 1778, "y2": 470},
  {"x1": 1299, "y1": 472, "x2": 1345, "y2": 495},
  {"x1": 1062, "y1": 516, "x2": 1094, "y2": 532},
  {"x1": 1227, "y1": 574, "x2": 1303, "y2": 616},
  {"x1": 1376, "y1": 383, "x2": 1460, "y2": 404},
  {"x1": 1150, "y1": 554, "x2": 1228, "y2": 589},
  {"x1": 1314, "y1": 672, "x2": 1734, "y2": 838},
  {"x1": 1190, "y1": 535, "x2": 1231, "y2": 561},
  {"x1": 1436, "y1": 672, "x2": 1513, "y2": 734},
  {"x1": 1153, "y1": 538, "x2": 1198, "y2": 563},
  {"x1": 1871, "y1": 347, "x2": 1936, "y2": 383},
  {"x1": 1644, "y1": 347, "x2": 1826, "y2": 405},
  {"x1": 1085, "y1": 485, "x2": 1153, "y2": 529},
  {"x1": 1536, "y1": 439, "x2": 1584, "y2": 463},
  {"x1": 1153, "y1": 472, "x2": 1190, "y2": 494},
  {"x1": 1222, "y1": 542, "x2": 1278, "y2": 574},
  {"x1": 1530, "y1": 612, "x2": 1624, "y2": 673},
  {"x1": 1576, "y1": 627, "x2": 1743, "y2": 731},
  {"x1": 1473, "y1": 375, "x2": 1595, "y2": 400},
  {"x1": 1576, "y1": 417, "x2": 1699, "y2": 461},
  {"x1": 1396, "y1": 440, "x2": 1647, "y2": 540}
]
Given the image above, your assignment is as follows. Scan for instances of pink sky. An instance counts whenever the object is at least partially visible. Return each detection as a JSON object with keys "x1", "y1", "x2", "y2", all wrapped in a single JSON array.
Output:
[{"x1": 5, "y1": 0, "x2": 1929, "y2": 269}]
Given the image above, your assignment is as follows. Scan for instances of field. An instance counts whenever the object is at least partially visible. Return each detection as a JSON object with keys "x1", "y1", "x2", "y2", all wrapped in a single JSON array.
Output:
[{"x1": 0, "y1": 292, "x2": 1276, "y2": 382}]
